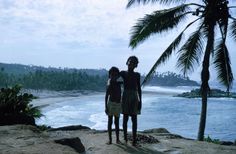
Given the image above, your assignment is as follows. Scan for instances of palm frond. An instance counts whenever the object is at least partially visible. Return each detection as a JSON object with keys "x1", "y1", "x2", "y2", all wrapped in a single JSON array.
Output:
[
  {"x1": 218, "y1": 20, "x2": 228, "y2": 39},
  {"x1": 142, "y1": 32, "x2": 183, "y2": 86},
  {"x1": 217, "y1": 3, "x2": 229, "y2": 39},
  {"x1": 126, "y1": 0, "x2": 186, "y2": 8},
  {"x1": 213, "y1": 40, "x2": 234, "y2": 91},
  {"x1": 129, "y1": 4, "x2": 190, "y2": 49},
  {"x1": 201, "y1": 20, "x2": 215, "y2": 55},
  {"x1": 176, "y1": 24, "x2": 204, "y2": 76},
  {"x1": 230, "y1": 20, "x2": 236, "y2": 41},
  {"x1": 141, "y1": 18, "x2": 202, "y2": 86}
]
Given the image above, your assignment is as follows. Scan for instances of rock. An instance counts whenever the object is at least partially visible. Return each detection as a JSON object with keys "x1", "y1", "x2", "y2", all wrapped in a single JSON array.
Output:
[
  {"x1": 1, "y1": 125, "x2": 236, "y2": 154},
  {"x1": 220, "y1": 141, "x2": 234, "y2": 146},
  {"x1": 54, "y1": 137, "x2": 85, "y2": 153},
  {"x1": 166, "y1": 134, "x2": 184, "y2": 139},
  {"x1": 127, "y1": 133, "x2": 159, "y2": 144},
  {"x1": 142, "y1": 128, "x2": 170, "y2": 134},
  {"x1": 142, "y1": 128, "x2": 186, "y2": 139},
  {"x1": 49, "y1": 125, "x2": 90, "y2": 131},
  {"x1": 176, "y1": 88, "x2": 236, "y2": 98}
]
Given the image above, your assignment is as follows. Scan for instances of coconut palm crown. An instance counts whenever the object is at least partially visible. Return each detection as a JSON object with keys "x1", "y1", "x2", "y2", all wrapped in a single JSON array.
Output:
[{"x1": 127, "y1": 0, "x2": 235, "y2": 141}]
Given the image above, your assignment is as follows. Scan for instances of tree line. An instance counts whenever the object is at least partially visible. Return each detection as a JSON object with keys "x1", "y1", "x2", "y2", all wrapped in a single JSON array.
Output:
[
  {"x1": 0, "y1": 69, "x2": 107, "y2": 91},
  {"x1": 0, "y1": 67, "x2": 199, "y2": 91}
]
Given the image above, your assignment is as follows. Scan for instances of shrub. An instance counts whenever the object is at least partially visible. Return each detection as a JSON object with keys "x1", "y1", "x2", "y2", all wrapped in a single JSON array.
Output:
[
  {"x1": 204, "y1": 135, "x2": 221, "y2": 144},
  {"x1": 0, "y1": 84, "x2": 42, "y2": 125},
  {"x1": 37, "y1": 124, "x2": 51, "y2": 131}
]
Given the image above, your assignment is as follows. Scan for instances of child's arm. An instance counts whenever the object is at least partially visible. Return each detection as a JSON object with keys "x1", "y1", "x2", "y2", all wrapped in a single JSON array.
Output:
[
  {"x1": 117, "y1": 75, "x2": 123, "y2": 85},
  {"x1": 118, "y1": 71, "x2": 124, "y2": 85},
  {"x1": 119, "y1": 71, "x2": 125, "y2": 79},
  {"x1": 105, "y1": 87, "x2": 109, "y2": 114},
  {"x1": 105, "y1": 80, "x2": 111, "y2": 114},
  {"x1": 137, "y1": 73, "x2": 142, "y2": 111}
]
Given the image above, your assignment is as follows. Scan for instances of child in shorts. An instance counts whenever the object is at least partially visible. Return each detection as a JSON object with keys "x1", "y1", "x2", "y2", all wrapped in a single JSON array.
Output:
[{"x1": 105, "y1": 67, "x2": 122, "y2": 144}]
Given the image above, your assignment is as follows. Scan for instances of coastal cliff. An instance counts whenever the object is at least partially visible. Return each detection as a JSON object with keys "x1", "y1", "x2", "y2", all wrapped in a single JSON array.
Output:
[{"x1": 0, "y1": 125, "x2": 235, "y2": 154}]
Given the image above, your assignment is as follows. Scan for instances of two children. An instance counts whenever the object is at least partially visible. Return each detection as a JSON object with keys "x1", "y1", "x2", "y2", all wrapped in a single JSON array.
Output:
[{"x1": 105, "y1": 56, "x2": 142, "y2": 146}]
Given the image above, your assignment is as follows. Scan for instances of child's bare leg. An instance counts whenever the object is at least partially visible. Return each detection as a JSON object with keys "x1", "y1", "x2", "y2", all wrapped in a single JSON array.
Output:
[
  {"x1": 123, "y1": 114, "x2": 129, "y2": 143},
  {"x1": 131, "y1": 115, "x2": 137, "y2": 146},
  {"x1": 115, "y1": 116, "x2": 121, "y2": 143},
  {"x1": 107, "y1": 116, "x2": 113, "y2": 144}
]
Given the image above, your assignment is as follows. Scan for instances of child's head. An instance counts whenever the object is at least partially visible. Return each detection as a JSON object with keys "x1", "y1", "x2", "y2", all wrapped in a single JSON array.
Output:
[
  {"x1": 108, "y1": 67, "x2": 120, "y2": 79},
  {"x1": 126, "y1": 56, "x2": 139, "y2": 69}
]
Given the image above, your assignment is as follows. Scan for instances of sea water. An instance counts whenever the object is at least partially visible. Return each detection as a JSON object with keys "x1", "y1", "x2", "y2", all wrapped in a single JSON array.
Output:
[{"x1": 36, "y1": 86, "x2": 236, "y2": 141}]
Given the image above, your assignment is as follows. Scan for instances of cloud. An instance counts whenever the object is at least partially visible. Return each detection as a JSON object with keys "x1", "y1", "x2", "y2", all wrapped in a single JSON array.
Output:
[
  {"x1": 0, "y1": 0, "x2": 235, "y2": 83},
  {"x1": 0, "y1": 0, "x2": 161, "y2": 46}
]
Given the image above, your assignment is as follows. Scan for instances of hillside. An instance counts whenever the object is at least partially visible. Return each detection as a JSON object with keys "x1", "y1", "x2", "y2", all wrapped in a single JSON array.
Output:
[
  {"x1": 0, "y1": 63, "x2": 107, "y2": 91},
  {"x1": 0, "y1": 63, "x2": 107, "y2": 76},
  {"x1": 0, "y1": 63, "x2": 199, "y2": 90}
]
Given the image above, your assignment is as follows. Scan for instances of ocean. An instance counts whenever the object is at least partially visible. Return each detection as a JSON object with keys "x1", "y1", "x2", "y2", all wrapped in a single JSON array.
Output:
[{"x1": 35, "y1": 86, "x2": 236, "y2": 141}]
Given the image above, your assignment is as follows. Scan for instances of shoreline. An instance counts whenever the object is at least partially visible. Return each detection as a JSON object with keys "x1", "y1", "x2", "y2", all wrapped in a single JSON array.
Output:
[
  {"x1": 30, "y1": 90, "x2": 176, "y2": 108},
  {"x1": 32, "y1": 91, "x2": 236, "y2": 142}
]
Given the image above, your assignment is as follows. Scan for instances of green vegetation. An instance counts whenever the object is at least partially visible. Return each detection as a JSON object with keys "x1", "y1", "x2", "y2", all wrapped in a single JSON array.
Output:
[
  {"x1": 204, "y1": 136, "x2": 221, "y2": 144},
  {"x1": 0, "y1": 63, "x2": 107, "y2": 76},
  {"x1": 0, "y1": 67, "x2": 107, "y2": 91},
  {"x1": 0, "y1": 85, "x2": 42, "y2": 125},
  {"x1": 176, "y1": 88, "x2": 236, "y2": 98},
  {"x1": 127, "y1": 0, "x2": 236, "y2": 141},
  {"x1": 37, "y1": 124, "x2": 52, "y2": 131}
]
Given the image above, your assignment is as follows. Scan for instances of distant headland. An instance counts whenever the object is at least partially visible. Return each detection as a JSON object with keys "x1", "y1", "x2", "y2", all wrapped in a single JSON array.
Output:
[{"x1": 176, "y1": 88, "x2": 236, "y2": 99}]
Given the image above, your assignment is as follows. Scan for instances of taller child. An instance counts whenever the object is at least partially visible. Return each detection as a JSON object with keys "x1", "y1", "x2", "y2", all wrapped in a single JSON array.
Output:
[{"x1": 120, "y1": 56, "x2": 142, "y2": 146}]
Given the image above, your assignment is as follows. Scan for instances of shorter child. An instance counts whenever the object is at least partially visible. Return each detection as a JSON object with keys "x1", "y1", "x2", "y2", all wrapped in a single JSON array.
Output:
[{"x1": 105, "y1": 67, "x2": 122, "y2": 144}]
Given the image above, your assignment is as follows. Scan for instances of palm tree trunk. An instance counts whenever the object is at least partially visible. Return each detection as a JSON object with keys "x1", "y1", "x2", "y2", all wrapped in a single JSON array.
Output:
[
  {"x1": 198, "y1": 81, "x2": 208, "y2": 141},
  {"x1": 198, "y1": 48, "x2": 211, "y2": 141},
  {"x1": 198, "y1": 23, "x2": 214, "y2": 141}
]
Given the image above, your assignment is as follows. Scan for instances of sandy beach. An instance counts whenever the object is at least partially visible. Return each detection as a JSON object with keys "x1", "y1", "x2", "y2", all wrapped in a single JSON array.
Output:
[
  {"x1": 31, "y1": 96, "x2": 79, "y2": 108},
  {"x1": 30, "y1": 90, "x2": 103, "y2": 108}
]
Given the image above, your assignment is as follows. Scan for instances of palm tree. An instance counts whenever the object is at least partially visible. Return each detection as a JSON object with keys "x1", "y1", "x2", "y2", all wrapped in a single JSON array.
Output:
[{"x1": 127, "y1": 0, "x2": 235, "y2": 141}]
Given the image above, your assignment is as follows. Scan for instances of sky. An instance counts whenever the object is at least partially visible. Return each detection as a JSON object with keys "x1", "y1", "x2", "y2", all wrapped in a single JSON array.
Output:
[{"x1": 0, "y1": 0, "x2": 236, "y2": 82}]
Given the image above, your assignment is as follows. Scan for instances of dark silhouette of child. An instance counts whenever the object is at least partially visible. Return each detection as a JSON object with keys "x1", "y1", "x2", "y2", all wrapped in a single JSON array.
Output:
[
  {"x1": 120, "y1": 56, "x2": 142, "y2": 146},
  {"x1": 105, "y1": 67, "x2": 122, "y2": 144}
]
